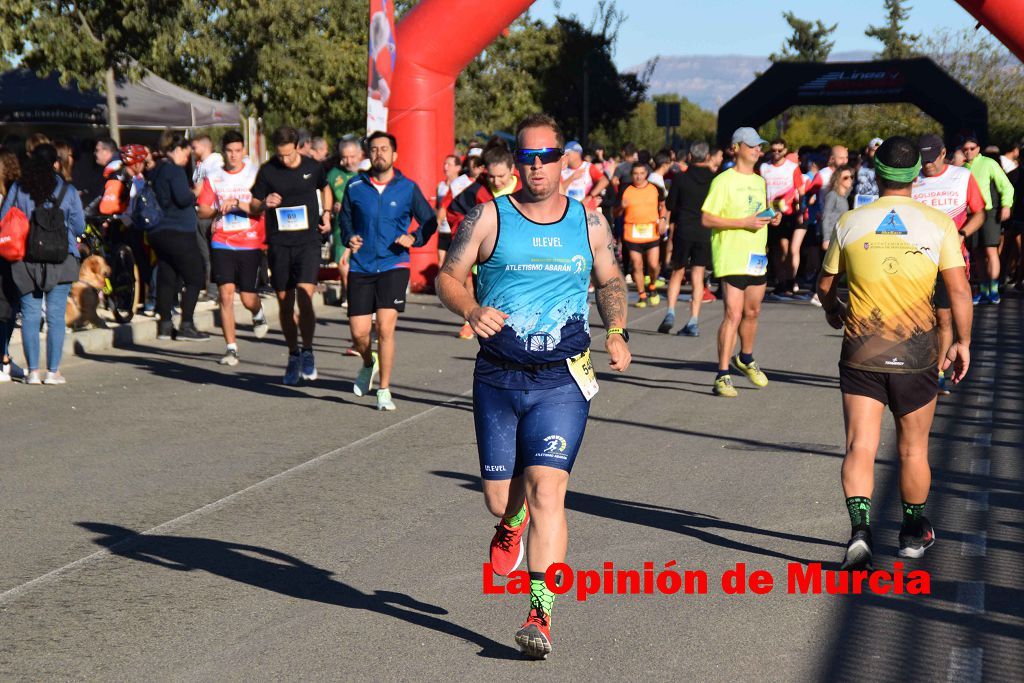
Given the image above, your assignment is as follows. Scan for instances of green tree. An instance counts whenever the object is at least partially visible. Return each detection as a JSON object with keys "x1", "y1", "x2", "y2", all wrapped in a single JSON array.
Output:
[
  {"x1": 455, "y1": 17, "x2": 558, "y2": 141},
  {"x1": 597, "y1": 95, "x2": 715, "y2": 152},
  {"x1": 770, "y1": 11, "x2": 837, "y2": 63},
  {"x1": 924, "y1": 27, "x2": 1024, "y2": 147},
  {"x1": 0, "y1": 0, "x2": 188, "y2": 143},
  {"x1": 153, "y1": 0, "x2": 369, "y2": 136},
  {"x1": 866, "y1": 0, "x2": 920, "y2": 59},
  {"x1": 536, "y1": 3, "x2": 648, "y2": 145}
]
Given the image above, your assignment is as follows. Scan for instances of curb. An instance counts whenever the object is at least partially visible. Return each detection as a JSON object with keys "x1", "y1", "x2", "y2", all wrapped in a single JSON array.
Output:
[{"x1": 6, "y1": 288, "x2": 443, "y2": 361}]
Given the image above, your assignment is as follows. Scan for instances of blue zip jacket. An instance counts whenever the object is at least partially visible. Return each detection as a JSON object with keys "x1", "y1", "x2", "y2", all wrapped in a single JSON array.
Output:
[
  {"x1": 0, "y1": 175, "x2": 86, "y2": 257},
  {"x1": 340, "y1": 170, "x2": 437, "y2": 274}
]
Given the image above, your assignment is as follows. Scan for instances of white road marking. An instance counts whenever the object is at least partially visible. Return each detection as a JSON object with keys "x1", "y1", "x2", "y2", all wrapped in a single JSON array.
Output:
[
  {"x1": 956, "y1": 582, "x2": 985, "y2": 614},
  {"x1": 0, "y1": 387, "x2": 474, "y2": 606},
  {"x1": 960, "y1": 532, "x2": 988, "y2": 557},
  {"x1": 965, "y1": 491, "x2": 989, "y2": 512},
  {"x1": 947, "y1": 647, "x2": 983, "y2": 682}
]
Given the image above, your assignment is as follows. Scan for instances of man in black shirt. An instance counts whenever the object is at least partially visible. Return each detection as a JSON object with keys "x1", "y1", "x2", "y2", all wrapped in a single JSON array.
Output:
[
  {"x1": 659, "y1": 142, "x2": 721, "y2": 336},
  {"x1": 251, "y1": 126, "x2": 332, "y2": 385}
]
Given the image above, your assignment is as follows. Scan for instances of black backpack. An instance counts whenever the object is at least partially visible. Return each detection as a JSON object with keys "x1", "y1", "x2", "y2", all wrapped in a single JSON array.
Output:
[
  {"x1": 131, "y1": 180, "x2": 165, "y2": 231},
  {"x1": 25, "y1": 181, "x2": 71, "y2": 264}
]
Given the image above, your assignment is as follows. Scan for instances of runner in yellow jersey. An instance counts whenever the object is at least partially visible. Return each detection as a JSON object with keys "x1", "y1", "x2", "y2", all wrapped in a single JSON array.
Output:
[{"x1": 817, "y1": 136, "x2": 972, "y2": 570}]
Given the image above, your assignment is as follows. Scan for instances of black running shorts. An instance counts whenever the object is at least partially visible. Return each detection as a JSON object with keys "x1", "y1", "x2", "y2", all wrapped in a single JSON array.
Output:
[
  {"x1": 348, "y1": 268, "x2": 411, "y2": 316},
  {"x1": 669, "y1": 238, "x2": 712, "y2": 270},
  {"x1": 623, "y1": 240, "x2": 660, "y2": 254},
  {"x1": 211, "y1": 248, "x2": 262, "y2": 293},
  {"x1": 268, "y1": 242, "x2": 321, "y2": 291},
  {"x1": 720, "y1": 274, "x2": 768, "y2": 290},
  {"x1": 969, "y1": 211, "x2": 1001, "y2": 249},
  {"x1": 839, "y1": 366, "x2": 938, "y2": 417}
]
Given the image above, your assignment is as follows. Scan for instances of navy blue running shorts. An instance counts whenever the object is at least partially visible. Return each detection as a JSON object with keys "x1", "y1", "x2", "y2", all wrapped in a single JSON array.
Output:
[{"x1": 473, "y1": 379, "x2": 591, "y2": 481}]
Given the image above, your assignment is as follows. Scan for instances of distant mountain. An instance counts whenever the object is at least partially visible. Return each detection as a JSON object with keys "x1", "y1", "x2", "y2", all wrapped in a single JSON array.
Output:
[{"x1": 628, "y1": 50, "x2": 874, "y2": 111}]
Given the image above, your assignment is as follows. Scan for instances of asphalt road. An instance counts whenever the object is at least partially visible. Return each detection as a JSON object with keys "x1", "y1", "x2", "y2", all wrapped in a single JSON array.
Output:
[{"x1": 0, "y1": 290, "x2": 1020, "y2": 681}]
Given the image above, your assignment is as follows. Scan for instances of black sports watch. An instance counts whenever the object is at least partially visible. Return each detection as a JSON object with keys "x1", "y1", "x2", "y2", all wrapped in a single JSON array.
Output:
[{"x1": 606, "y1": 327, "x2": 629, "y2": 342}]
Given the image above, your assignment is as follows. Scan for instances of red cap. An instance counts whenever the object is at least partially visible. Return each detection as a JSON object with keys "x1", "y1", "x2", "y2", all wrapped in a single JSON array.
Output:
[{"x1": 119, "y1": 144, "x2": 149, "y2": 166}]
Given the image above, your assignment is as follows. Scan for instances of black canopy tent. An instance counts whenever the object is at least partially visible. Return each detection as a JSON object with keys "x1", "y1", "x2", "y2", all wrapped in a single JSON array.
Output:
[
  {"x1": 716, "y1": 57, "x2": 989, "y2": 150},
  {"x1": 0, "y1": 69, "x2": 241, "y2": 130}
]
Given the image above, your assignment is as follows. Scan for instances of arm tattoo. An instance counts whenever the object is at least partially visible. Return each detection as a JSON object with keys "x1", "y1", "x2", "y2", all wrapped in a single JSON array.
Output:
[
  {"x1": 595, "y1": 275, "x2": 627, "y2": 329},
  {"x1": 586, "y1": 210, "x2": 615, "y2": 255},
  {"x1": 440, "y1": 203, "x2": 484, "y2": 276}
]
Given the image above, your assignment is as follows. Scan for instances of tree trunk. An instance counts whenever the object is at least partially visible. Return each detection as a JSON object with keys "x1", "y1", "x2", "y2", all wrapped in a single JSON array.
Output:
[{"x1": 105, "y1": 67, "x2": 120, "y2": 145}]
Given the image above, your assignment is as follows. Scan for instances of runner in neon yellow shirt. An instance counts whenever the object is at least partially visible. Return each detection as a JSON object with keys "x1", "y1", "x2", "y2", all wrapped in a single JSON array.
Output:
[
  {"x1": 701, "y1": 127, "x2": 780, "y2": 397},
  {"x1": 962, "y1": 136, "x2": 1014, "y2": 304}
]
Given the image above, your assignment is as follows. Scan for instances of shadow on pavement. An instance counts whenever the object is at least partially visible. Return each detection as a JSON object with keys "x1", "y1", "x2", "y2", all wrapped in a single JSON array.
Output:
[
  {"x1": 77, "y1": 522, "x2": 521, "y2": 660},
  {"x1": 818, "y1": 293, "x2": 1024, "y2": 681},
  {"x1": 432, "y1": 471, "x2": 843, "y2": 564}
]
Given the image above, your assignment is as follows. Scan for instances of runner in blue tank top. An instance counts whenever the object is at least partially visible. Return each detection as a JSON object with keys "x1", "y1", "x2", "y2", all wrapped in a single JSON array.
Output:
[{"x1": 437, "y1": 114, "x2": 631, "y2": 660}]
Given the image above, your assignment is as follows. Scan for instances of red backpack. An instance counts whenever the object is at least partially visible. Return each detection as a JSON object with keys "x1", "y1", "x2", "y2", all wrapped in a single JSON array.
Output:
[{"x1": 0, "y1": 189, "x2": 30, "y2": 262}]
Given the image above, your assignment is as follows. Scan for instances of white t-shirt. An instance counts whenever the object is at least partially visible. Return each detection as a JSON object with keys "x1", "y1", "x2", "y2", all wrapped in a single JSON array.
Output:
[
  {"x1": 193, "y1": 152, "x2": 224, "y2": 186},
  {"x1": 437, "y1": 180, "x2": 452, "y2": 234}
]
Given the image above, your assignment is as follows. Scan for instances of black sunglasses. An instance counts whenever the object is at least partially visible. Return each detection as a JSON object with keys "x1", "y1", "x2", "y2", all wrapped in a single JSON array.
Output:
[{"x1": 515, "y1": 147, "x2": 564, "y2": 165}]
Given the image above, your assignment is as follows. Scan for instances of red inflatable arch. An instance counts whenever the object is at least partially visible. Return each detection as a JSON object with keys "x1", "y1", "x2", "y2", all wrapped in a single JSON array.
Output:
[{"x1": 390, "y1": 0, "x2": 1024, "y2": 292}]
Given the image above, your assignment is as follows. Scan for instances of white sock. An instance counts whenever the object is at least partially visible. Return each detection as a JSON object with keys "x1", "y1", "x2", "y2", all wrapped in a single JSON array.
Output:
[{"x1": 226, "y1": 343, "x2": 238, "y2": 352}]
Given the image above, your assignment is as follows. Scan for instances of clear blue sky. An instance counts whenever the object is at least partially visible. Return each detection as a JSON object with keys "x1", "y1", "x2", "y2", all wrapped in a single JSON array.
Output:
[{"x1": 529, "y1": 0, "x2": 985, "y2": 68}]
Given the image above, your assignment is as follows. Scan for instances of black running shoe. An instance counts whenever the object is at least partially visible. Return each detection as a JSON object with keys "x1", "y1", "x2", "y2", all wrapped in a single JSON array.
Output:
[
  {"x1": 840, "y1": 529, "x2": 873, "y2": 571},
  {"x1": 176, "y1": 323, "x2": 210, "y2": 342},
  {"x1": 157, "y1": 321, "x2": 174, "y2": 340},
  {"x1": 898, "y1": 517, "x2": 936, "y2": 558}
]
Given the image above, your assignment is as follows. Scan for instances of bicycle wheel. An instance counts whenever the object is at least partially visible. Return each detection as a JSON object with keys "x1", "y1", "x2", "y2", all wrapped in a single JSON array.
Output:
[{"x1": 109, "y1": 243, "x2": 140, "y2": 324}]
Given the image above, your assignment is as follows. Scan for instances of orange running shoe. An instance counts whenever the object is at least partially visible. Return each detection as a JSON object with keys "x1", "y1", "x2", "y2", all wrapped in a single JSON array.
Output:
[
  {"x1": 515, "y1": 608, "x2": 552, "y2": 660},
  {"x1": 457, "y1": 322, "x2": 475, "y2": 339},
  {"x1": 489, "y1": 504, "x2": 529, "y2": 576}
]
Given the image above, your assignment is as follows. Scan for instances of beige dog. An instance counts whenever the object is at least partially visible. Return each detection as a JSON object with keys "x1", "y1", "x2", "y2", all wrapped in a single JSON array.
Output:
[{"x1": 66, "y1": 255, "x2": 110, "y2": 330}]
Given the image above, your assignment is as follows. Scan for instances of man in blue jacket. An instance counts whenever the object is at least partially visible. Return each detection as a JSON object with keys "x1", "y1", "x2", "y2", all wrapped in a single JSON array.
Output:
[{"x1": 340, "y1": 131, "x2": 437, "y2": 411}]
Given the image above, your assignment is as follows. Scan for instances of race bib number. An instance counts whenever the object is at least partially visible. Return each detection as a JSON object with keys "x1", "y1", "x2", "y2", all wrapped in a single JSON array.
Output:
[
  {"x1": 566, "y1": 349, "x2": 599, "y2": 401},
  {"x1": 276, "y1": 205, "x2": 309, "y2": 232},
  {"x1": 631, "y1": 223, "x2": 655, "y2": 240},
  {"x1": 746, "y1": 253, "x2": 768, "y2": 276},
  {"x1": 222, "y1": 211, "x2": 250, "y2": 233}
]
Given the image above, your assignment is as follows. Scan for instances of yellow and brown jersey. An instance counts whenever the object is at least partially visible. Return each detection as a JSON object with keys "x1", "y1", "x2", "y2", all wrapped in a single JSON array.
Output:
[{"x1": 822, "y1": 196, "x2": 965, "y2": 373}]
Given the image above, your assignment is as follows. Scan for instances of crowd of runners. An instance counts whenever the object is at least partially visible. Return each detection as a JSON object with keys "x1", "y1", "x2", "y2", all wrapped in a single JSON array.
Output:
[{"x1": 0, "y1": 112, "x2": 1014, "y2": 658}]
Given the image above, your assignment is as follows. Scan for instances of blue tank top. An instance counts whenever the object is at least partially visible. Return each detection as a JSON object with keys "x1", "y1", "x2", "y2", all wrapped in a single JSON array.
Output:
[{"x1": 475, "y1": 195, "x2": 593, "y2": 389}]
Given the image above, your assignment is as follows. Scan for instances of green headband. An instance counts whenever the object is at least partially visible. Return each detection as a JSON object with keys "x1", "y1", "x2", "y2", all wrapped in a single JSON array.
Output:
[{"x1": 875, "y1": 155, "x2": 922, "y2": 183}]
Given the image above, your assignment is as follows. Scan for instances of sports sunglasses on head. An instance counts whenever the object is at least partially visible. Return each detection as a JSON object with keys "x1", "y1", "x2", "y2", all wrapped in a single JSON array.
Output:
[{"x1": 515, "y1": 147, "x2": 564, "y2": 165}]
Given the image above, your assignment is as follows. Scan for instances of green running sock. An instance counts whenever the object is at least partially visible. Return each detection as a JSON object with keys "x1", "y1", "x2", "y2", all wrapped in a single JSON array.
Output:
[
  {"x1": 846, "y1": 496, "x2": 871, "y2": 531},
  {"x1": 503, "y1": 503, "x2": 527, "y2": 528},
  {"x1": 902, "y1": 500, "x2": 926, "y2": 528},
  {"x1": 981, "y1": 280, "x2": 991, "y2": 295},
  {"x1": 529, "y1": 572, "x2": 554, "y2": 615}
]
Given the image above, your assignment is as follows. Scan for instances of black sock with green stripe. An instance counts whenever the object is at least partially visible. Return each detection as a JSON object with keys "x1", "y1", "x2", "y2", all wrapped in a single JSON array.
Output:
[
  {"x1": 529, "y1": 571, "x2": 554, "y2": 617},
  {"x1": 846, "y1": 496, "x2": 871, "y2": 533},
  {"x1": 902, "y1": 500, "x2": 926, "y2": 531}
]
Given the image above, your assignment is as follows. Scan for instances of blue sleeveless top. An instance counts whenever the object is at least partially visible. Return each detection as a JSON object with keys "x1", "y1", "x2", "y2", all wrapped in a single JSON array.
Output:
[{"x1": 475, "y1": 195, "x2": 593, "y2": 389}]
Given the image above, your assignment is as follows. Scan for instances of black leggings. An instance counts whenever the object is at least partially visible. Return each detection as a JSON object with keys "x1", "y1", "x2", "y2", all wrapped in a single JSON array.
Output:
[{"x1": 149, "y1": 229, "x2": 205, "y2": 325}]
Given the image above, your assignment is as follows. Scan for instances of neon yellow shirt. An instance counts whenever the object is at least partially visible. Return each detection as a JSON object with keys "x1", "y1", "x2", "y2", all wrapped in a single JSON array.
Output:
[{"x1": 701, "y1": 168, "x2": 769, "y2": 277}]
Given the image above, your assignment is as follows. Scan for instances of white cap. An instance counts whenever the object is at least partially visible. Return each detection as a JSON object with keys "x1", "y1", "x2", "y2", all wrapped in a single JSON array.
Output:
[
  {"x1": 869, "y1": 137, "x2": 884, "y2": 149},
  {"x1": 467, "y1": 147, "x2": 483, "y2": 158}
]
